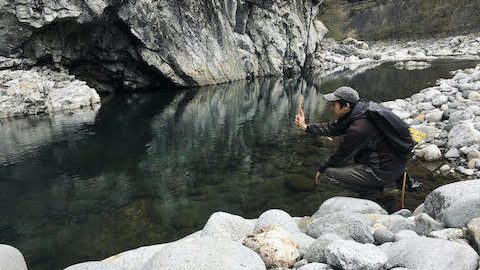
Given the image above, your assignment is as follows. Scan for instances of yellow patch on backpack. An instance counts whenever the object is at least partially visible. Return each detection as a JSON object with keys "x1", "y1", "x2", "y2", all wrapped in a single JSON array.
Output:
[{"x1": 409, "y1": 128, "x2": 427, "y2": 143}]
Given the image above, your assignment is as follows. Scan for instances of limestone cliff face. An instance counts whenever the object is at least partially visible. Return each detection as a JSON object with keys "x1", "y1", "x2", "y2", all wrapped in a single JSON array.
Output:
[
  {"x1": 0, "y1": 0, "x2": 328, "y2": 90},
  {"x1": 319, "y1": 0, "x2": 480, "y2": 40}
]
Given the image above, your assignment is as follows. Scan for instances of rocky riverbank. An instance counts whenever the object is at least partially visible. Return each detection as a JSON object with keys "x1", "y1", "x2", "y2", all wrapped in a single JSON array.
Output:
[
  {"x1": 379, "y1": 63, "x2": 480, "y2": 178},
  {"x1": 0, "y1": 57, "x2": 100, "y2": 119},
  {"x1": 311, "y1": 34, "x2": 480, "y2": 77},
  {"x1": 3, "y1": 179, "x2": 479, "y2": 270}
]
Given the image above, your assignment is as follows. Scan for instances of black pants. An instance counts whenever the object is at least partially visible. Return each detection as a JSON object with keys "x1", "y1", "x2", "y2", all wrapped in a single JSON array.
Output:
[{"x1": 323, "y1": 163, "x2": 386, "y2": 199}]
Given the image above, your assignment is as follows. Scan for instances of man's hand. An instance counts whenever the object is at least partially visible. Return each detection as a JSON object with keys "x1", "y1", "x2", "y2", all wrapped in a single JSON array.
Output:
[
  {"x1": 295, "y1": 108, "x2": 307, "y2": 130},
  {"x1": 315, "y1": 171, "x2": 321, "y2": 184}
]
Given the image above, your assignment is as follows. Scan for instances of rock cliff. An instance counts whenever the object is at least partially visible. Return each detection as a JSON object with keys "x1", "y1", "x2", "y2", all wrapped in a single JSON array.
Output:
[{"x1": 0, "y1": 0, "x2": 328, "y2": 90}]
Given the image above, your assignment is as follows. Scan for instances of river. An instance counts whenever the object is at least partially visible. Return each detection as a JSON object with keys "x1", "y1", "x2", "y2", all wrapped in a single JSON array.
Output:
[{"x1": 0, "y1": 59, "x2": 478, "y2": 270}]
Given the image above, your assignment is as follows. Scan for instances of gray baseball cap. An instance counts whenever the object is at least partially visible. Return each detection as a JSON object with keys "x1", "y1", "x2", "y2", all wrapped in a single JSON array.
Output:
[{"x1": 323, "y1": 86, "x2": 360, "y2": 103}]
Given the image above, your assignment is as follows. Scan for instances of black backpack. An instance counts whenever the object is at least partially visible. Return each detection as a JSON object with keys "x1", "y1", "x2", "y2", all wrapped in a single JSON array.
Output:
[{"x1": 365, "y1": 102, "x2": 415, "y2": 158}]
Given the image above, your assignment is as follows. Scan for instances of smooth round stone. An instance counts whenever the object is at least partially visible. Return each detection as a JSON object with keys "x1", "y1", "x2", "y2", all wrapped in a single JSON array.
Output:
[
  {"x1": 312, "y1": 197, "x2": 387, "y2": 218},
  {"x1": 445, "y1": 148, "x2": 461, "y2": 158},
  {"x1": 426, "y1": 110, "x2": 443, "y2": 122},
  {"x1": 417, "y1": 144, "x2": 442, "y2": 161},
  {"x1": 255, "y1": 209, "x2": 299, "y2": 233},
  {"x1": 468, "y1": 91, "x2": 480, "y2": 101}
]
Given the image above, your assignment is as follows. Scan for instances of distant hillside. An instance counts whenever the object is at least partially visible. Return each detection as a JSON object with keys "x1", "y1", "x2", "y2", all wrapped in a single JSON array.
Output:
[{"x1": 318, "y1": 0, "x2": 480, "y2": 40}]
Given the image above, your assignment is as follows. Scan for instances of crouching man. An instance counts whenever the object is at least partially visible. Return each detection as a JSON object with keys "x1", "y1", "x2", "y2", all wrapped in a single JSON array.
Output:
[{"x1": 294, "y1": 86, "x2": 414, "y2": 199}]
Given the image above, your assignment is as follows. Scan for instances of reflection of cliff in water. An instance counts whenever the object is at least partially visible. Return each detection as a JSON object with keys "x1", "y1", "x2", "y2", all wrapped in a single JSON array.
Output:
[{"x1": 140, "y1": 77, "x2": 330, "y2": 201}]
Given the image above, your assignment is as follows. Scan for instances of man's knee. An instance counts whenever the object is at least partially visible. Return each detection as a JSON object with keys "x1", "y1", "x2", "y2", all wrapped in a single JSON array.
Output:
[{"x1": 322, "y1": 167, "x2": 344, "y2": 184}]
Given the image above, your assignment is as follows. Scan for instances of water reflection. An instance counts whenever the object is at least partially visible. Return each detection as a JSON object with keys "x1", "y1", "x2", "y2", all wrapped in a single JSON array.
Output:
[{"x1": 0, "y1": 59, "x2": 478, "y2": 270}]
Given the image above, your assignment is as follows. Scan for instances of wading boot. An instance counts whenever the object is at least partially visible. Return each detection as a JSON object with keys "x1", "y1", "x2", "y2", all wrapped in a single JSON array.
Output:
[{"x1": 396, "y1": 172, "x2": 422, "y2": 192}]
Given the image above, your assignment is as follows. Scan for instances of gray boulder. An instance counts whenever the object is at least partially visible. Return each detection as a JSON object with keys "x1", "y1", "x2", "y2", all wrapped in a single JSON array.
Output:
[
  {"x1": 254, "y1": 209, "x2": 299, "y2": 233},
  {"x1": 414, "y1": 213, "x2": 445, "y2": 235},
  {"x1": 448, "y1": 122, "x2": 480, "y2": 148},
  {"x1": 312, "y1": 197, "x2": 387, "y2": 219},
  {"x1": 424, "y1": 179, "x2": 480, "y2": 227},
  {"x1": 416, "y1": 144, "x2": 442, "y2": 161},
  {"x1": 325, "y1": 240, "x2": 388, "y2": 270},
  {"x1": 380, "y1": 236, "x2": 479, "y2": 270},
  {"x1": 304, "y1": 233, "x2": 342, "y2": 263},
  {"x1": 142, "y1": 236, "x2": 266, "y2": 270},
  {"x1": 306, "y1": 213, "x2": 374, "y2": 243},
  {"x1": 201, "y1": 211, "x2": 254, "y2": 241},
  {"x1": 426, "y1": 110, "x2": 443, "y2": 122},
  {"x1": 0, "y1": 245, "x2": 28, "y2": 270}
]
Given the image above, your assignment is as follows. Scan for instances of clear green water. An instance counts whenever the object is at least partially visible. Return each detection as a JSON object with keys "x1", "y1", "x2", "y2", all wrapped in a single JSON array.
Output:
[{"x1": 0, "y1": 59, "x2": 478, "y2": 270}]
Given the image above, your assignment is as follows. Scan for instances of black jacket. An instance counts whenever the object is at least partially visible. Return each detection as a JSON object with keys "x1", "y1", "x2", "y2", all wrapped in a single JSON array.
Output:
[{"x1": 306, "y1": 101, "x2": 407, "y2": 181}]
